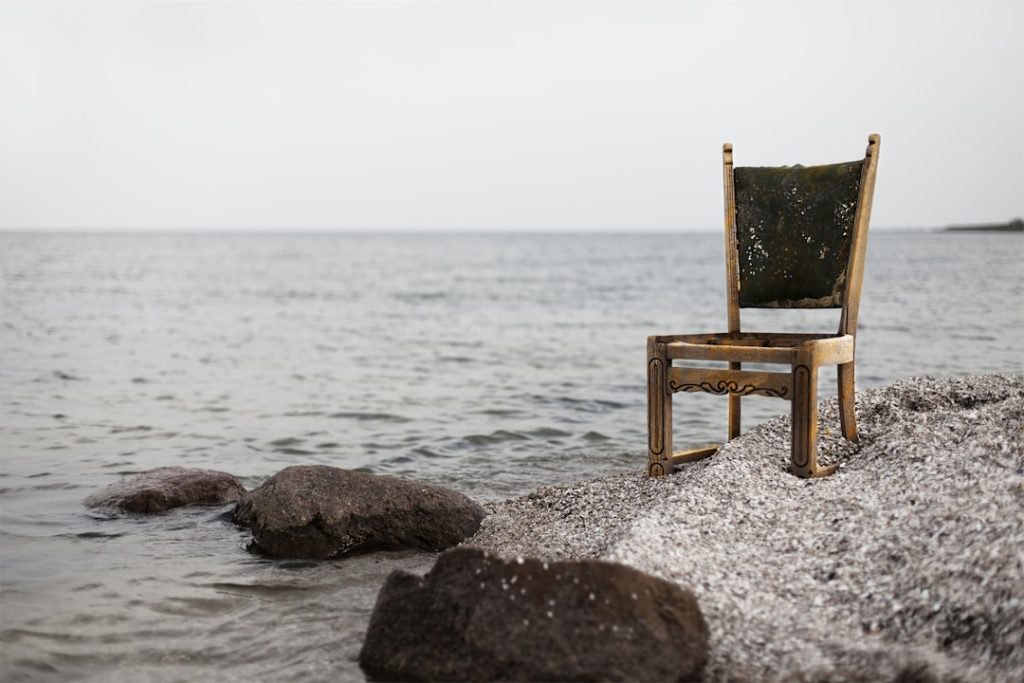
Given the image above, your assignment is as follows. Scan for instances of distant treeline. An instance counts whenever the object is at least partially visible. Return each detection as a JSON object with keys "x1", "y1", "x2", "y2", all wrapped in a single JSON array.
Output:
[{"x1": 946, "y1": 218, "x2": 1023, "y2": 233}]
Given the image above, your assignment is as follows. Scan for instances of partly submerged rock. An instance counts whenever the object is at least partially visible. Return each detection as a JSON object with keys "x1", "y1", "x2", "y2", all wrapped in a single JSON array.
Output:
[
  {"x1": 232, "y1": 465, "x2": 485, "y2": 559},
  {"x1": 84, "y1": 466, "x2": 246, "y2": 514},
  {"x1": 358, "y1": 546, "x2": 709, "y2": 682}
]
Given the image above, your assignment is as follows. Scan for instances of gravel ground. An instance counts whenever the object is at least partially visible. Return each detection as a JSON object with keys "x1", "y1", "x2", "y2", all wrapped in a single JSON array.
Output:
[{"x1": 468, "y1": 374, "x2": 1024, "y2": 682}]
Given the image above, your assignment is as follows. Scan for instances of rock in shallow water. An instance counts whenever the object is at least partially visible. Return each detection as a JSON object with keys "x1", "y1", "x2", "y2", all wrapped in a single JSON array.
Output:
[
  {"x1": 232, "y1": 465, "x2": 485, "y2": 559},
  {"x1": 358, "y1": 546, "x2": 709, "y2": 682},
  {"x1": 84, "y1": 466, "x2": 246, "y2": 513}
]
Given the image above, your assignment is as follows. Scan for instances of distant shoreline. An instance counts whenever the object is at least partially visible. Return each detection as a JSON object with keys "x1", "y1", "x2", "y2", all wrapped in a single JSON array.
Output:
[{"x1": 945, "y1": 218, "x2": 1023, "y2": 232}]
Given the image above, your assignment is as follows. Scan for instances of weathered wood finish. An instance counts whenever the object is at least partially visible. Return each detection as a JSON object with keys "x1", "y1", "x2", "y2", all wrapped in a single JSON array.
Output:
[
  {"x1": 672, "y1": 445, "x2": 719, "y2": 466},
  {"x1": 722, "y1": 144, "x2": 745, "y2": 441},
  {"x1": 790, "y1": 345, "x2": 819, "y2": 477},
  {"x1": 722, "y1": 143, "x2": 741, "y2": 334},
  {"x1": 727, "y1": 361, "x2": 741, "y2": 439},
  {"x1": 840, "y1": 134, "x2": 881, "y2": 337},
  {"x1": 661, "y1": 333, "x2": 853, "y2": 365},
  {"x1": 837, "y1": 361, "x2": 857, "y2": 440},
  {"x1": 646, "y1": 338, "x2": 673, "y2": 477},
  {"x1": 646, "y1": 135, "x2": 880, "y2": 479},
  {"x1": 666, "y1": 342, "x2": 795, "y2": 364}
]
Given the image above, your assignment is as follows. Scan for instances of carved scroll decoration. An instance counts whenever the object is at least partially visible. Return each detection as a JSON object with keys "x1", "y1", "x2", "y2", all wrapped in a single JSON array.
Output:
[{"x1": 669, "y1": 378, "x2": 789, "y2": 399}]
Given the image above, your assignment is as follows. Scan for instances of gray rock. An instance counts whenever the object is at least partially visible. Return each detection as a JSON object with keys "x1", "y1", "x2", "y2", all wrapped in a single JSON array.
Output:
[
  {"x1": 358, "y1": 546, "x2": 709, "y2": 682},
  {"x1": 84, "y1": 466, "x2": 245, "y2": 513},
  {"x1": 232, "y1": 465, "x2": 485, "y2": 559}
]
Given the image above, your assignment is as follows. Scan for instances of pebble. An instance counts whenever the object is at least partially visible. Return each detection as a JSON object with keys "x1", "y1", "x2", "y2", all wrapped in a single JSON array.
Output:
[{"x1": 468, "y1": 374, "x2": 1024, "y2": 682}]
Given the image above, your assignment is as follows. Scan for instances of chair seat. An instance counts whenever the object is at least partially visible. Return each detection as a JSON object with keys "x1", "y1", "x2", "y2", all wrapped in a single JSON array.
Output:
[{"x1": 655, "y1": 332, "x2": 854, "y2": 365}]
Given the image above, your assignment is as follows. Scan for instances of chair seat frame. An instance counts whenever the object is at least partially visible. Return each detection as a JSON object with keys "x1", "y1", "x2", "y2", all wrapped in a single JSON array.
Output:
[{"x1": 647, "y1": 135, "x2": 880, "y2": 478}]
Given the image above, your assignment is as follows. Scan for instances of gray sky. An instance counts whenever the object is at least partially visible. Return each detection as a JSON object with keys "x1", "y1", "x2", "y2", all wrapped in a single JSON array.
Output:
[{"x1": 1, "y1": 0, "x2": 1021, "y2": 231}]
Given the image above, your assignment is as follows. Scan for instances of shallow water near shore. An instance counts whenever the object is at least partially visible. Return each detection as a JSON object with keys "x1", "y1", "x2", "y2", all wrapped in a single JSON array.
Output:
[{"x1": 2, "y1": 231, "x2": 1022, "y2": 681}]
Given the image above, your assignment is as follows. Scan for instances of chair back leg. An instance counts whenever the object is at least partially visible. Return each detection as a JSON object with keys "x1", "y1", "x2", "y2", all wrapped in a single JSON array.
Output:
[
  {"x1": 647, "y1": 339, "x2": 673, "y2": 477},
  {"x1": 837, "y1": 362, "x2": 858, "y2": 441},
  {"x1": 727, "y1": 361, "x2": 742, "y2": 439}
]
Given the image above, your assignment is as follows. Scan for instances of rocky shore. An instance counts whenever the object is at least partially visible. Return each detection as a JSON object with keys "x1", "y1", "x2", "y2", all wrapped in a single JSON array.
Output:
[
  {"x1": 468, "y1": 374, "x2": 1024, "y2": 682},
  {"x1": 78, "y1": 374, "x2": 1022, "y2": 681}
]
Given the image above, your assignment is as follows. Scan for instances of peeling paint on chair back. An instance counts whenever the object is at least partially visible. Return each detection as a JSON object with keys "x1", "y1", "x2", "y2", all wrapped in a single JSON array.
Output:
[{"x1": 733, "y1": 160, "x2": 863, "y2": 308}]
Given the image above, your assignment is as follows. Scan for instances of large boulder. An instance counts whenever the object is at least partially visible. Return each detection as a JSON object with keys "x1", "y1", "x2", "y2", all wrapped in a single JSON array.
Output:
[
  {"x1": 84, "y1": 466, "x2": 246, "y2": 514},
  {"x1": 232, "y1": 465, "x2": 485, "y2": 559},
  {"x1": 358, "y1": 546, "x2": 709, "y2": 682}
]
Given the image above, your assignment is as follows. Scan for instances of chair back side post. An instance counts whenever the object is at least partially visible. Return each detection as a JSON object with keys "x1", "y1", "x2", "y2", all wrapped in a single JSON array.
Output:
[
  {"x1": 839, "y1": 134, "x2": 881, "y2": 337},
  {"x1": 721, "y1": 143, "x2": 741, "y2": 335}
]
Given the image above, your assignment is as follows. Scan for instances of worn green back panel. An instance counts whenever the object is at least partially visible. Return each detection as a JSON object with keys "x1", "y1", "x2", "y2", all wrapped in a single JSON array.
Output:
[{"x1": 734, "y1": 160, "x2": 863, "y2": 308}]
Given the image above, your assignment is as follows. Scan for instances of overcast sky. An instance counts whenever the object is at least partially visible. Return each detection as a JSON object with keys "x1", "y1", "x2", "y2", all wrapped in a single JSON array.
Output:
[{"x1": 1, "y1": 0, "x2": 1021, "y2": 231}]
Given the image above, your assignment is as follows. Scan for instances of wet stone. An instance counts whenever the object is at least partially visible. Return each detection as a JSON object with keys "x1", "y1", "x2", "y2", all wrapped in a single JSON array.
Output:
[
  {"x1": 84, "y1": 466, "x2": 246, "y2": 514},
  {"x1": 232, "y1": 465, "x2": 485, "y2": 559},
  {"x1": 358, "y1": 546, "x2": 709, "y2": 682}
]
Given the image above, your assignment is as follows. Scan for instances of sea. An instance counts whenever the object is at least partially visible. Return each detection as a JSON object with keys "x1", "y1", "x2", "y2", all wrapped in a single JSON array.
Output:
[{"x1": 1, "y1": 230, "x2": 1021, "y2": 681}]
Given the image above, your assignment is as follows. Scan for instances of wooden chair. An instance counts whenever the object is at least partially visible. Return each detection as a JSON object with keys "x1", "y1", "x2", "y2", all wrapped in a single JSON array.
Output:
[{"x1": 647, "y1": 134, "x2": 881, "y2": 478}]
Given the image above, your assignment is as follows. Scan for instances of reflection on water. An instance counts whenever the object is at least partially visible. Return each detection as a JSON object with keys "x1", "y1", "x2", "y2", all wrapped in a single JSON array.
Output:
[{"x1": 1, "y1": 231, "x2": 1021, "y2": 681}]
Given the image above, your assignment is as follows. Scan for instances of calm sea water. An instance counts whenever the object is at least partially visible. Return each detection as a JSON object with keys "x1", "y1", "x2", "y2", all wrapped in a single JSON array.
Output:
[{"x1": 1, "y1": 231, "x2": 1022, "y2": 681}]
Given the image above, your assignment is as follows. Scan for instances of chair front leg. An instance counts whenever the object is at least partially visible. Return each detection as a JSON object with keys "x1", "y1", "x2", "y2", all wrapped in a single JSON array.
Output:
[
  {"x1": 790, "y1": 348, "x2": 825, "y2": 478},
  {"x1": 647, "y1": 338, "x2": 672, "y2": 477}
]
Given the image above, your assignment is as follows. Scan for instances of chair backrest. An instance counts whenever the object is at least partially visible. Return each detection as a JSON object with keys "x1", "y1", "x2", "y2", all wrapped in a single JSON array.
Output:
[{"x1": 721, "y1": 134, "x2": 880, "y2": 336}]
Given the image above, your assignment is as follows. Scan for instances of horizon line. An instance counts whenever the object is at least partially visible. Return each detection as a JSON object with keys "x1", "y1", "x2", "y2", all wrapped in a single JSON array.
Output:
[{"x1": 0, "y1": 225, "x2": 953, "y2": 235}]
